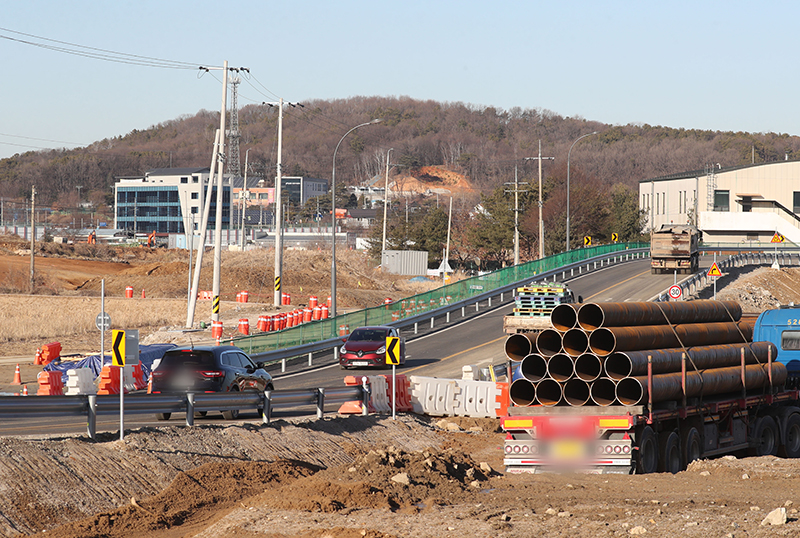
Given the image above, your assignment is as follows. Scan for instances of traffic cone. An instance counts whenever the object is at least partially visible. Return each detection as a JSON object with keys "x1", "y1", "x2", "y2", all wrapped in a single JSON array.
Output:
[
  {"x1": 22, "y1": 385, "x2": 28, "y2": 396},
  {"x1": 141, "y1": 289, "x2": 146, "y2": 299},
  {"x1": 11, "y1": 364, "x2": 21, "y2": 385},
  {"x1": 34, "y1": 348, "x2": 42, "y2": 366}
]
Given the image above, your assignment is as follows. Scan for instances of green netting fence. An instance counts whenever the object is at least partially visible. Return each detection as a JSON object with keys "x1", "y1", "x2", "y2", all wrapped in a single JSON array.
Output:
[{"x1": 234, "y1": 242, "x2": 649, "y2": 354}]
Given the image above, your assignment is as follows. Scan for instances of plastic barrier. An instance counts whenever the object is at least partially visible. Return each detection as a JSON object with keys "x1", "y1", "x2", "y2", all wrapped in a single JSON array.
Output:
[
  {"x1": 199, "y1": 290, "x2": 213, "y2": 300},
  {"x1": 321, "y1": 305, "x2": 329, "y2": 319},
  {"x1": 125, "y1": 286, "x2": 134, "y2": 298},
  {"x1": 312, "y1": 306, "x2": 321, "y2": 321},
  {"x1": 131, "y1": 363, "x2": 147, "y2": 391},
  {"x1": 36, "y1": 371, "x2": 64, "y2": 396},
  {"x1": 494, "y1": 382, "x2": 509, "y2": 417},
  {"x1": 303, "y1": 308, "x2": 312, "y2": 323},
  {"x1": 338, "y1": 375, "x2": 376, "y2": 414},
  {"x1": 462, "y1": 365, "x2": 479, "y2": 381},
  {"x1": 368, "y1": 376, "x2": 390, "y2": 412},
  {"x1": 238, "y1": 319, "x2": 250, "y2": 335},
  {"x1": 309, "y1": 296, "x2": 318, "y2": 308},
  {"x1": 383, "y1": 374, "x2": 412, "y2": 412},
  {"x1": 409, "y1": 376, "x2": 459, "y2": 416},
  {"x1": 240, "y1": 290, "x2": 249, "y2": 303},
  {"x1": 65, "y1": 368, "x2": 96, "y2": 396},
  {"x1": 453, "y1": 379, "x2": 498, "y2": 418},
  {"x1": 282, "y1": 293, "x2": 291, "y2": 306},
  {"x1": 96, "y1": 365, "x2": 121, "y2": 395},
  {"x1": 40, "y1": 342, "x2": 61, "y2": 365},
  {"x1": 211, "y1": 321, "x2": 223, "y2": 339}
]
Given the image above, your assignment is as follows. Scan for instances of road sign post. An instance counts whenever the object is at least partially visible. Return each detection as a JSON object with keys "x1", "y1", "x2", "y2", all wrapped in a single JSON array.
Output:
[
  {"x1": 771, "y1": 232, "x2": 784, "y2": 269},
  {"x1": 668, "y1": 285, "x2": 682, "y2": 300},
  {"x1": 611, "y1": 233, "x2": 619, "y2": 243},
  {"x1": 583, "y1": 236, "x2": 592, "y2": 247},
  {"x1": 385, "y1": 336, "x2": 400, "y2": 420},
  {"x1": 112, "y1": 329, "x2": 126, "y2": 440},
  {"x1": 707, "y1": 254, "x2": 722, "y2": 300}
]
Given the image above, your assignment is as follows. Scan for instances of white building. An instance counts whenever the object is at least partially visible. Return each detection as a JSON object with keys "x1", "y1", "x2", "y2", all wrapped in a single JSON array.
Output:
[{"x1": 639, "y1": 160, "x2": 800, "y2": 244}]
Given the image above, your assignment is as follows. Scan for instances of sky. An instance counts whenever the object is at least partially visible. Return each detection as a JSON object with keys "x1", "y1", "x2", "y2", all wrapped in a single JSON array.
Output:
[{"x1": 2, "y1": 1, "x2": 799, "y2": 160}]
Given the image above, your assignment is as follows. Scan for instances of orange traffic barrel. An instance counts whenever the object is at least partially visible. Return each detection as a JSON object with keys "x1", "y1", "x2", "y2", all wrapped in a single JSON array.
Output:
[
  {"x1": 257, "y1": 315, "x2": 267, "y2": 331},
  {"x1": 287, "y1": 311, "x2": 295, "y2": 328},
  {"x1": 238, "y1": 319, "x2": 250, "y2": 335},
  {"x1": 321, "y1": 305, "x2": 329, "y2": 319},
  {"x1": 303, "y1": 308, "x2": 312, "y2": 323},
  {"x1": 384, "y1": 297, "x2": 392, "y2": 309},
  {"x1": 211, "y1": 320, "x2": 223, "y2": 339},
  {"x1": 309, "y1": 296, "x2": 318, "y2": 308},
  {"x1": 326, "y1": 296, "x2": 332, "y2": 309},
  {"x1": 392, "y1": 311, "x2": 400, "y2": 322},
  {"x1": 312, "y1": 305, "x2": 321, "y2": 320},
  {"x1": 125, "y1": 286, "x2": 134, "y2": 299},
  {"x1": 240, "y1": 290, "x2": 249, "y2": 303},
  {"x1": 338, "y1": 324, "x2": 350, "y2": 336}
]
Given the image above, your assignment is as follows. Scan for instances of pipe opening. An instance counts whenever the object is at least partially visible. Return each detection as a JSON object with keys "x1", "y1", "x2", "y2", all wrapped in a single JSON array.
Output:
[
  {"x1": 591, "y1": 377, "x2": 618, "y2": 406},
  {"x1": 547, "y1": 353, "x2": 575, "y2": 382},
  {"x1": 564, "y1": 378, "x2": 591, "y2": 407},
  {"x1": 615, "y1": 377, "x2": 644, "y2": 406},
  {"x1": 563, "y1": 329, "x2": 589, "y2": 357},
  {"x1": 551, "y1": 304, "x2": 577, "y2": 332},
  {"x1": 536, "y1": 379, "x2": 563, "y2": 407},
  {"x1": 536, "y1": 329, "x2": 563, "y2": 357},
  {"x1": 604, "y1": 352, "x2": 633, "y2": 380},
  {"x1": 509, "y1": 379, "x2": 536, "y2": 407},
  {"x1": 520, "y1": 354, "x2": 548, "y2": 382},
  {"x1": 588, "y1": 327, "x2": 616, "y2": 356},
  {"x1": 577, "y1": 303, "x2": 604, "y2": 331},
  {"x1": 504, "y1": 334, "x2": 533, "y2": 362},
  {"x1": 575, "y1": 353, "x2": 602, "y2": 382}
]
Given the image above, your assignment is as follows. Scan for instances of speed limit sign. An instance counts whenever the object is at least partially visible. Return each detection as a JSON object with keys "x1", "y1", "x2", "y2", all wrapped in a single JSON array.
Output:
[{"x1": 668, "y1": 285, "x2": 682, "y2": 300}]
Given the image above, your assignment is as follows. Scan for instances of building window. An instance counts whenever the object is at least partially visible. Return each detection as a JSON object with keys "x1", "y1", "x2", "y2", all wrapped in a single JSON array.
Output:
[
  {"x1": 655, "y1": 193, "x2": 659, "y2": 215},
  {"x1": 191, "y1": 206, "x2": 198, "y2": 214},
  {"x1": 713, "y1": 190, "x2": 730, "y2": 212},
  {"x1": 181, "y1": 177, "x2": 188, "y2": 184},
  {"x1": 192, "y1": 176, "x2": 199, "y2": 183},
  {"x1": 793, "y1": 192, "x2": 800, "y2": 214},
  {"x1": 191, "y1": 192, "x2": 199, "y2": 199},
  {"x1": 741, "y1": 196, "x2": 752, "y2": 212}
]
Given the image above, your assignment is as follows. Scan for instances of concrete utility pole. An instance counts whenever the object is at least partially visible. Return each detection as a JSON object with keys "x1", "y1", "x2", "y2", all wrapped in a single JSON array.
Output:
[
  {"x1": 29, "y1": 185, "x2": 36, "y2": 294},
  {"x1": 240, "y1": 148, "x2": 250, "y2": 248},
  {"x1": 381, "y1": 148, "x2": 394, "y2": 256},
  {"x1": 211, "y1": 61, "x2": 229, "y2": 324},
  {"x1": 273, "y1": 98, "x2": 284, "y2": 306},
  {"x1": 525, "y1": 141, "x2": 554, "y2": 259},
  {"x1": 444, "y1": 196, "x2": 453, "y2": 283},
  {"x1": 504, "y1": 167, "x2": 528, "y2": 265}
]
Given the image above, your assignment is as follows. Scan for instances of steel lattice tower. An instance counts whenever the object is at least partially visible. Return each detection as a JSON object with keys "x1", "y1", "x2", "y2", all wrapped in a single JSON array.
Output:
[{"x1": 227, "y1": 75, "x2": 241, "y2": 177}]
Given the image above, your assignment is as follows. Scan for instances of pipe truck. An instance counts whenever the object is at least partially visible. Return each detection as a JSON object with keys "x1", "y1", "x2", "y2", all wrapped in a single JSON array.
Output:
[
  {"x1": 501, "y1": 301, "x2": 800, "y2": 474},
  {"x1": 650, "y1": 224, "x2": 700, "y2": 274}
]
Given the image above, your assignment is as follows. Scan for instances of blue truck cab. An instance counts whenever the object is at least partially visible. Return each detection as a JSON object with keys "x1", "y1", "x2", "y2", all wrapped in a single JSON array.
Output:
[{"x1": 754, "y1": 306, "x2": 800, "y2": 385}]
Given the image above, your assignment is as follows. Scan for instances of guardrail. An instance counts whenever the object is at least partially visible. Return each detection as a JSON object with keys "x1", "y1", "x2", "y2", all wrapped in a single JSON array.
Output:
[
  {"x1": 652, "y1": 250, "x2": 800, "y2": 302},
  {"x1": 247, "y1": 247, "x2": 650, "y2": 366},
  {"x1": 0, "y1": 385, "x2": 370, "y2": 440}
]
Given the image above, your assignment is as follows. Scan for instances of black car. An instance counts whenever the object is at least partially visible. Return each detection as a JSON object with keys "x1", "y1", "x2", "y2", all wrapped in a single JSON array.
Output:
[{"x1": 150, "y1": 345, "x2": 273, "y2": 420}]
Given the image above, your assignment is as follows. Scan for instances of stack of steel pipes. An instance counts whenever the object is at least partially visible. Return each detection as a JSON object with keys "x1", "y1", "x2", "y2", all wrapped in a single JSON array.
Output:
[{"x1": 505, "y1": 300, "x2": 786, "y2": 408}]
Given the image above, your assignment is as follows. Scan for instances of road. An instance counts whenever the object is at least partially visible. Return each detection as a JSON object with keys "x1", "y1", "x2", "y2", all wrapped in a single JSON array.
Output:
[{"x1": 0, "y1": 257, "x2": 710, "y2": 436}]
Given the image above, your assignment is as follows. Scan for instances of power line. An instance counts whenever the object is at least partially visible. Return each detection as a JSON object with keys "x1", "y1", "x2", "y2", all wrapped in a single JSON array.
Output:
[{"x1": 0, "y1": 132, "x2": 87, "y2": 146}]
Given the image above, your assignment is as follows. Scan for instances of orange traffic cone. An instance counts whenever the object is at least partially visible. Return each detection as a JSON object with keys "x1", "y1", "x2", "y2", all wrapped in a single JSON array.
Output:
[
  {"x1": 22, "y1": 385, "x2": 28, "y2": 396},
  {"x1": 34, "y1": 348, "x2": 42, "y2": 366},
  {"x1": 141, "y1": 289, "x2": 146, "y2": 299},
  {"x1": 11, "y1": 364, "x2": 21, "y2": 385}
]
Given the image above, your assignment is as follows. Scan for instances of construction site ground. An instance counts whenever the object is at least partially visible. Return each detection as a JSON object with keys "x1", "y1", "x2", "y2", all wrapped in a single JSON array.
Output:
[{"x1": 3, "y1": 238, "x2": 800, "y2": 536}]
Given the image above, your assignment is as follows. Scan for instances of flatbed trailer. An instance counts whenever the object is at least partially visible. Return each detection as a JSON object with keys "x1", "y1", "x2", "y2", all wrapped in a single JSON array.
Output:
[{"x1": 502, "y1": 384, "x2": 800, "y2": 474}]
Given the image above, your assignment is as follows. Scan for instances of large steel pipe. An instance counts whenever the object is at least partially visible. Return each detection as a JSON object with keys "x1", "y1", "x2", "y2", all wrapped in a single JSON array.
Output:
[
  {"x1": 575, "y1": 353, "x2": 603, "y2": 382},
  {"x1": 536, "y1": 378, "x2": 563, "y2": 407},
  {"x1": 520, "y1": 354, "x2": 548, "y2": 382},
  {"x1": 564, "y1": 379, "x2": 591, "y2": 407},
  {"x1": 551, "y1": 304, "x2": 578, "y2": 332},
  {"x1": 589, "y1": 321, "x2": 754, "y2": 357},
  {"x1": 604, "y1": 342, "x2": 778, "y2": 380},
  {"x1": 536, "y1": 329, "x2": 563, "y2": 357},
  {"x1": 590, "y1": 377, "x2": 618, "y2": 406},
  {"x1": 547, "y1": 353, "x2": 575, "y2": 382},
  {"x1": 563, "y1": 328, "x2": 589, "y2": 357},
  {"x1": 505, "y1": 333, "x2": 536, "y2": 362},
  {"x1": 577, "y1": 300, "x2": 743, "y2": 331},
  {"x1": 615, "y1": 362, "x2": 788, "y2": 406},
  {"x1": 510, "y1": 378, "x2": 537, "y2": 407}
]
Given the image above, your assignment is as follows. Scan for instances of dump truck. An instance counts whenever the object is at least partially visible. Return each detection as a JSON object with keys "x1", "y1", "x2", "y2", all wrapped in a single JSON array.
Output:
[
  {"x1": 501, "y1": 300, "x2": 800, "y2": 474},
  {"x1": 502, "y1": 282, "x2": 579, "y2": 335},
  {"x1": 650, "y1": 224, "x2": 700, "y2": 274}
]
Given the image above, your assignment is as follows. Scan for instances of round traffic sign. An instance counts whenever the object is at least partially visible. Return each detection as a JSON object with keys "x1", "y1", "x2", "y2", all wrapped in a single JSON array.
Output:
[
  {"x1": 668, "y1": 285, "x2": 682, "y2": 300},
  {"x1": 95, "y1": 312, "x2": 112, "y2": 331}
]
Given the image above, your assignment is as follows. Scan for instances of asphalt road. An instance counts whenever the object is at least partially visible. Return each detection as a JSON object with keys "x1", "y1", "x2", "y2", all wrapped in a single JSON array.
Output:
[{"x1": 0, "y1": 257, "x2": 711, "y2": 437}]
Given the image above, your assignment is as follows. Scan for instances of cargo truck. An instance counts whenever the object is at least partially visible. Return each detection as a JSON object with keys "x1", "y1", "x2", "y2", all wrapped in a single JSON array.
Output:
[
  {"x1": 502, "y1": 302, "x2": 800, "y2": 475},
  {"x1": 650, "y1": 224, "x2": 700, "y2": 274}
]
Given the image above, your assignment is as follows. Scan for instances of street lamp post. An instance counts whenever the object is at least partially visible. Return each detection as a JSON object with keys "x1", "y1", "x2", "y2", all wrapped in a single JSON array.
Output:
[
  {"x1": 331, "y1": 119, "x2": 382, "y2": 319},
  {"x1": 566, "y1": 131, "x2": 598, "y2": 251},
  {"x1": 381, "y1": 148, "x2": 394, "y2": 257}
]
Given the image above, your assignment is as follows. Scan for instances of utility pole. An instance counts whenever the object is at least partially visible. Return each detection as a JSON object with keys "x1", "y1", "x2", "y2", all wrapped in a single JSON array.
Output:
[
  {"x1": 381, "y1": 148, "x2": 394, "y2": 256},
  {"x1": 211, "y1": 61, "x2": 229, "y2": 324},
  {"x1": 273, "y1": 98, "x2": 284, "y2": 306},
  {"x1": 29, "y1": 185, "x2": 36, "y2": 294},
  {"x1": 240, "y1": 148, "x2": 250, "y2": 248},
  {"x1": 524, "y1": 141, "x2": 554, "y2": 259},
  {"x1": 227, "y1": 72, "x2": 242, "y2": 177},
  {"x1": 504, "y1": 166, "x2": 528, "y2": 265},
  {"x1": 444, "y1": 196, "x2": 453, "y2": 283}
]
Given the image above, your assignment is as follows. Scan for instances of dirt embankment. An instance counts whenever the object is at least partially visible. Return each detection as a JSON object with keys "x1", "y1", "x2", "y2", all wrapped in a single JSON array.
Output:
[{"x1": 698, "y1": 265, "x2": 800, "y2": 313}]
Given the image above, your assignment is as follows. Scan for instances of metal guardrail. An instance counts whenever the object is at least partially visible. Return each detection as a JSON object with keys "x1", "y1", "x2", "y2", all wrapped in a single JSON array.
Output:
[
  {"x1": 653, "y1": 250, "x2": 800, "y2": 302},
  {"x1": 248, "y1": 248, "x2": 651, "y2": 366},
  {"x1": 0, "y1": 385, "x2": 370, "y2": 440}
]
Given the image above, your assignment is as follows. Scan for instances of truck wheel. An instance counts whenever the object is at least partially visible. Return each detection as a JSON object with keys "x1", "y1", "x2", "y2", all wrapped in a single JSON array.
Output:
[
  {"x1": 636, "y1": 426, "x2": 658, "y2": 474},
  {"x1": 779, "y1": 413, "x2": 800, "y2": 458},
  {"x1": 750, "y1": 416, "x2": 778, "y2": 456},
  {"x1": 658, "y1": 431, "x2": 683, "y2": 474},
  {"x1": 682, "y1": 427, "x2": 703, "y2": 465}
]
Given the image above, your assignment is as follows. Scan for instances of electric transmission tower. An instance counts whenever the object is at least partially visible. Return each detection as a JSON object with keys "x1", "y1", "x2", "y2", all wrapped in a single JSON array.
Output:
[{"x1": 227, "y1": 73, "x2": 241, "y2": 177}]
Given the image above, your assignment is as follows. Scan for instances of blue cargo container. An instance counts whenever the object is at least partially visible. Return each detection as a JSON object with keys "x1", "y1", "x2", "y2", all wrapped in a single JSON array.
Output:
[{"x1": 753, "y1": 306, "x2": 800, "y2": 378}]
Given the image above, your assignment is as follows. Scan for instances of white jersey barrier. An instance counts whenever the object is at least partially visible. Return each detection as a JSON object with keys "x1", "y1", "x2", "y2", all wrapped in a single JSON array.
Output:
[
  {"x1": 409, "y1": 376, "x2": 508, "y2": 418},
  {"x1": 367, "y1": 375, "x2": 391, "y2": 413},
  {"x1": 65, "y1": 368, "x2": 96, "y2": 396},
  {"x1": 454, "y1": 378, "x2": 498, "y2": 418}
]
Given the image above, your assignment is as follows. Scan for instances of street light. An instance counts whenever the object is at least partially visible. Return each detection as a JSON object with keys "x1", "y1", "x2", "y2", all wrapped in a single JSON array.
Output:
[
  {"x1": 381, "y1": 148, "x2": 394, "y2": 256},
  {"x1": 331, "y1": 119, "x2": 382, "y2": 319},
  {"x1": 566, "y1": 131, "x2": 598, "y2": 251}
]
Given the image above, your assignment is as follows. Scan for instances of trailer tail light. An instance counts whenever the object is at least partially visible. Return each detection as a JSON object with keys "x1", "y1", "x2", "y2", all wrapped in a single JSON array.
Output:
[
  {"x1": 597, "y1": 445, "x2": 605, "y2": 455},
  {"x1": 521, "y1": 445, "x2": 530, "y2": 454},
  {"x1": 614, "y1": 445, "x2": 622, "y2": 454},
  {"x1": 605, "y1": 445, "x2": 613, "y2": 454},
  {"x1": 513, "y1": 445, "x2": 521, "y2": 454},
  {"x1": 530, "y1": 445, "x2": 538, "y2": 455},
  {"x1": 505, "y1": 445, "x2": 513, "y2": 454},
  {"x1": 622, "y1": 445, "x2": 631, "y2": 454}
]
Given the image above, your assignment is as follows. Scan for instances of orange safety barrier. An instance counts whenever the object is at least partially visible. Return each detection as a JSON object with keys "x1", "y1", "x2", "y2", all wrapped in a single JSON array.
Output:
[
  {"x1": 338, "y1": 375, "x2": 375, "y2": 414},
  {"x1": 97, "y1": 365, "x2": 121, "y2": 395},
  {"x1": 320, "y1": 305, "x2": 329, "y2": 319},
  {"x1": 125, "y1": 286, "x2": 134, "y2": 298},
  {"x1": 236, "y1": 292, "x2": 242, "y2": 302},
  {"x1": 211, "y1": 321, "x2": 223, "y2": 339},
  {"x1": 40, "y1": 342, "x2": 61, "y2": 365},
  {"x1": 391, "y1": 311, "x2": 400, "y2": 322},
  {"x1": 36, "y1": 371, "x2": 64, "y2": 396},
  {"x1": 240, "y1": 290, "x2": 249, "y2": 303},
  {"x1": 199, "y1": 290, "x2": 213, "y2": 300},
  {"x1": 309, "y1": 295, "x2": 318, "y2": 308},
  {"x1": 327, "y1": 296, "x2": 332, "y2": 309},
  {"x1": 257, "y1": 315, "x2": 267, "y2": 332},
  {"x1": 11, "y1": 364, "x2": 21, "y2": 385},
  {"x1": 494, "y1": 382, "x2": 510, "y2": 417},
  {"x1": 338, "y1": 324, "x2": 350, "y2": 336},
  {"x1": 238, "y1": 318, "x2": 250, "y2": 335},
  {"x1": 303, "y1": 308, "x2": 312, "y2": 323},
  {"x1": 312, "y1": 305, "x2": 321, "y2": 320},
  {"x1": 282, "y1": 293, "x2": 291, "y2": 306},
  {"x1": 286, "y1": 311, "x2": 295, "y2": 328},
  {"x1": 132, "y1": 363, "x2": 147, "y2": 391},
  {"x1": 383, "y1": 374, "x2": 412, "y2": 412},
  {"x1": 384, "y1": 297, "x2": 393, "y2": 309}
]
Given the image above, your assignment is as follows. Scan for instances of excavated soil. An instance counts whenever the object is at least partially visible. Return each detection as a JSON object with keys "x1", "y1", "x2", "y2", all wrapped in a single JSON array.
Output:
[{"x1": 699, "y1": 265, "x2": 800, "y2": 313}]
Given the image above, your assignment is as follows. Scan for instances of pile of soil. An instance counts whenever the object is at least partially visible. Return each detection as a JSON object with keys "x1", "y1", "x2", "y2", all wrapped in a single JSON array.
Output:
[{"x1": 701, "y1": 266, "x2": 800, "y2": 313}]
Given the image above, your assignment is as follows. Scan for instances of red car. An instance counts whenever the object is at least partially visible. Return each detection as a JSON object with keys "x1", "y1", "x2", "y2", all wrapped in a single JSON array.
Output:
[{"x1": 339, "y1": 326, "x2": 406, "y2": 369}]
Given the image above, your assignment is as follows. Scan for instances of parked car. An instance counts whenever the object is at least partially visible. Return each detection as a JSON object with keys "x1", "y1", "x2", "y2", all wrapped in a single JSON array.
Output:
[
  {"x1": 339, "y1": 326, "x2": 405, "y2": 369},
  {"x1": 149, "y1": 345, "x2": 273, "y2": 420}
]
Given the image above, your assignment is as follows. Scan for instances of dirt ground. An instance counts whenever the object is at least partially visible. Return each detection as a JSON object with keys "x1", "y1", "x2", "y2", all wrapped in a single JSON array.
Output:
[{"x1": 0, "y1": 415, "x2": 796, "y2": 537}]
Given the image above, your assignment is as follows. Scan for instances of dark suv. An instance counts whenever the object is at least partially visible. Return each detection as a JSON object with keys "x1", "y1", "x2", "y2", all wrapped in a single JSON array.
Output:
[{"x1": 150, "y1": 346, "x2": 273, "y2": 420}]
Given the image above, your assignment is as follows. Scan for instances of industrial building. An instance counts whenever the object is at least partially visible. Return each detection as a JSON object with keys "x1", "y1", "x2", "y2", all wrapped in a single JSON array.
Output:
[{"x1": 639, "y1": 160, "x2": 800, "y2": 243}]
